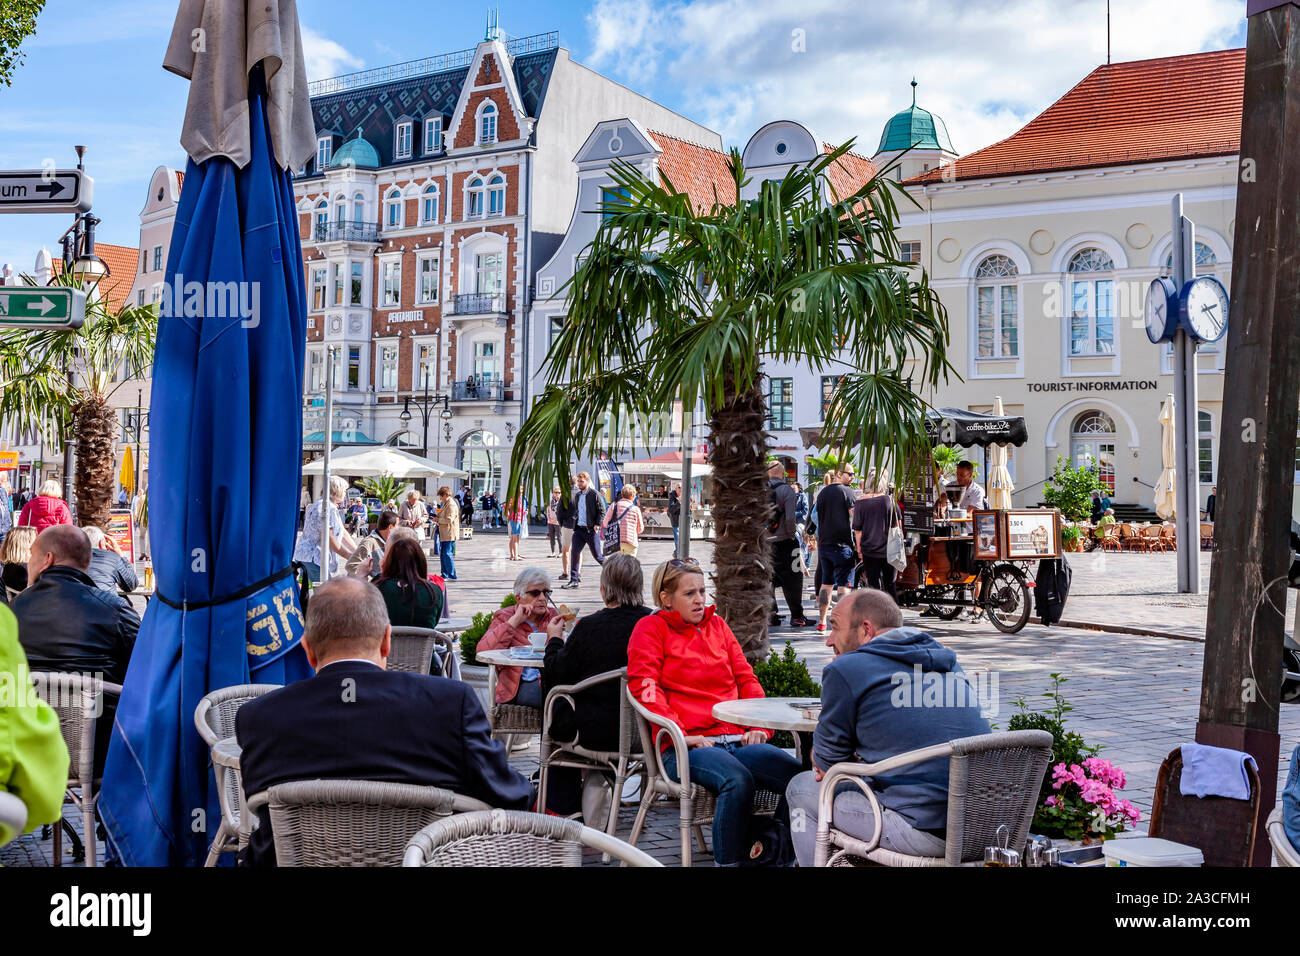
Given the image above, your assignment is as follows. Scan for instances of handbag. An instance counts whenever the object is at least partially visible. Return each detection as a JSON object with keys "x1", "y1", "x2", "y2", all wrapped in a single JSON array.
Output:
[
  {"x1": 887, "y1": 499, "x2": 907, "y2": 573},
  {"x1": 602, "y1": 502, "x2": 626, "y2": 552}
]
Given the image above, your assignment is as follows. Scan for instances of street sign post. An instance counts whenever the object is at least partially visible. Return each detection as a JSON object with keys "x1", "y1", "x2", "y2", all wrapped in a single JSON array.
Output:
[
  {"x1": 0, "y1": 169, "x2": 93, "y2": 214},
  {"x1": 0, "y1": 287, "x2": 86, "y2": 329}
]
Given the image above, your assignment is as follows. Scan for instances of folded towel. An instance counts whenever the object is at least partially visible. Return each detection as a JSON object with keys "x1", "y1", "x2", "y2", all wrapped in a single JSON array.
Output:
[{"x1": 1180, "y1": 743, "x2": 1257, "y2": 800}]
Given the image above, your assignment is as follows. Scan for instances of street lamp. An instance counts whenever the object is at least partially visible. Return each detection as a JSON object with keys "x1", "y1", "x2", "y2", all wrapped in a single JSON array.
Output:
[{"x1": 400, "y1": 369, "x2": 451, "y2": 491}]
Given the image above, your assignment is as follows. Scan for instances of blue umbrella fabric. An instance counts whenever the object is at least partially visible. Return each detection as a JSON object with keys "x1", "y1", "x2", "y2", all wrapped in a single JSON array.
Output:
[{"x1": 99, "y1": 64, "x2": 313, "y2": 866}]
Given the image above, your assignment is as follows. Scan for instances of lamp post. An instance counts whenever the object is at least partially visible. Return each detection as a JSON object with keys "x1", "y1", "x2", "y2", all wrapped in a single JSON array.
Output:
[{"x1": 399, "y1": 366, "x2": 452, "y2": 493}]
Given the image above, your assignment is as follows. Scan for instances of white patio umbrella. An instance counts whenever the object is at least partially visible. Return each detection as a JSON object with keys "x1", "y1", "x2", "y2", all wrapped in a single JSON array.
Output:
[
  {"x1": 987, "y1": 395, "x2": 1015, "y2": 510},
  {"x1": 302, "y1": 446, "x2": 467, "y2": 479},
  {"x1": 1154, "y1": 395, "x2": 1177, "y2": 520}
]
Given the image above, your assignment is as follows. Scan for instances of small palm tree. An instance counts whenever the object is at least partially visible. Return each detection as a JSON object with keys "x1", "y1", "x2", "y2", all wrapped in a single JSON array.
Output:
[
  {"x1": 508, "y1": 143, "x2": 952, "y2": 658},
  {"x1": 0, "y1": 275, "x2": 157, "y2": 528},
  {"x1": 357, "y1": 473, "x2": 410, "y2": 504}
]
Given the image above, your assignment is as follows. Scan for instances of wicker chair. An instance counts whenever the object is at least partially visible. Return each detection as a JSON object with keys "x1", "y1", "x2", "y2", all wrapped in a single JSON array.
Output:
[
  {"x1": 1150, "y1": 746, "x2": 1260, "y2": 867},
  {"x1": 402, "y1": 809, "x2": 662, "y2": 867},
  {"x1": 1266, "y1": 806, "x2": 1299, "y2": 867},
  {"x1": 389, "y1": 626, "x2": 457, "y2": 679},
  {"x1": 1200, "y1": 522, "x2": 1215, "y2": 550},
  {"x1": 193, "y1": 683, "x2": 282, "y2": 866},
  {"x1": 1118, "y1": 523, "x2": 1144, "y2": 552},
  {"x1": 537, "y1": 669, "x2": 641, "y2": 846},
  {"x1": 624, "y1": 689, "x2": 782, "y2": 867},
  {"x1": 0, "y1": 790, "x2": 27, "y2": 847},
  {"x1": 814, "y1": 729, "x2": 1053, "y2": 867},
  {"x1": 1159, "y1": 524, "x2": 1176, "y2": 550},
  {"x1": 30, "y1": 672, "x2": 122, "y2": 867},
  {"x1": 244, "y1": 779, "x2": 492, "y2": 866},
  {"x1": 1099, "y1": 524, "x2": 1122, "y2": 552},
  {"x1": 485, "y1": 660, "x2": 543, "y2": 742},
  {"x1": 1142, "y1": 525, "x2": 1166, "y2": 552}
]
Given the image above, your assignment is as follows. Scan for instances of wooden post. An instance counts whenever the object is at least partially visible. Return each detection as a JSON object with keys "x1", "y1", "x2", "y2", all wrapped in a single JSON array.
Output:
[{"x1": 1199, "y1": 0, "x2": 1300, "y2": 866}]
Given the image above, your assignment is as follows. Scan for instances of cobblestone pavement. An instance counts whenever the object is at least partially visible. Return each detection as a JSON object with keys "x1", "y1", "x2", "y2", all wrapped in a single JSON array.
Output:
[{"x1": 7, "y1": 526, "x2": 1296, "y2": 867}]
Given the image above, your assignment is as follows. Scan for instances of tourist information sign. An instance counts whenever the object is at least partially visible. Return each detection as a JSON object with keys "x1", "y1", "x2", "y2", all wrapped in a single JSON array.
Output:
[
  {"x1": 0, "y1": 169, "x2": 93, "y2": 214},
  {"x1": 0, "y1": 287, "x2": 87, "y2": 330}
]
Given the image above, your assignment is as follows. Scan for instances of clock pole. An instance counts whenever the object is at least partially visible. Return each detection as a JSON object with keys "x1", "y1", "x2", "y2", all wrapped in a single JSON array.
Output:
[
  {"x1": 1169, "y1": 194, "x2": 1199, "y2": 594},
  {"x1": 1198, "y1": 0, "x2": 1300, "y2": 866}
]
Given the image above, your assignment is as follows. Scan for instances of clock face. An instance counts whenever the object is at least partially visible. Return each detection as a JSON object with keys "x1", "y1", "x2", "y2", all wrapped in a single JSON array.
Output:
[
  {"x1": 1181, "y1": 276, "x2": 1229, "y2": 343},
  {"x1": 1144, "y1": 277, "x2": 1177, "y2": 344}
]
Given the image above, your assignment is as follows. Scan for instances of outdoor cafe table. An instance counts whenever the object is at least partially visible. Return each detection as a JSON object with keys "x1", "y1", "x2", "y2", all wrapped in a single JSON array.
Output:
[
  {"x1": 438, "y1": 617, "x2": 473, "y2": 634},
  {"x1": 711, "y1": 697, "x2": 821, "y2": 770},
  {"x1": 476, "y1": 647, "x2": 547, "y2": 745}
]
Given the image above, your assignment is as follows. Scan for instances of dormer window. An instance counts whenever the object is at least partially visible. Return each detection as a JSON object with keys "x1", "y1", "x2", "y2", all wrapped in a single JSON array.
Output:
[
  {"x1": 424, "y1": 116, "x2": 443, "y2": 154},
  {"x1": 395, "y1": 121, "x2": 413, "y2": 160},
  {"x1": 487, "y1": 175, "x2": 505, "y2": 217},
  {"x1": 317, "y1": 136, "x2": 333, "y2": 170},
  {"x1": 385, "y1": 188, "x2": 403, "y2": 228},
  {"x1": 478, "y1": 102, "x2": 497, "y2": 145}
]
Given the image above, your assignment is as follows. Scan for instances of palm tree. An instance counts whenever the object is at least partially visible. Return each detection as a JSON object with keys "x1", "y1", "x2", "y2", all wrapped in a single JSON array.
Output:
[
  {"x1": 509, "y1": 143, "x2": 953, "y2": 658},
  {"x1": 0, "y1": 276, "x2": 157, "y2": 528},
  {"x1": 357, "y1": 473, "x2": 410, "y2": 505}
]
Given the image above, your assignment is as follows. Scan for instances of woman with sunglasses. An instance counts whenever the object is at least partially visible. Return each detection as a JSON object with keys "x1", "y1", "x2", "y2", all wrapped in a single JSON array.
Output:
[
  {"x1": 478, "y1": 567, "x2": 567, "y2": 709},
  {"x1": 627, "y1": 558, "x2": 801, "y2": 866}
]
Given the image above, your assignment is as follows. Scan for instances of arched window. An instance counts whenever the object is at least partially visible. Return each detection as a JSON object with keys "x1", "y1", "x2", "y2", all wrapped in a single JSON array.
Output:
[
  {"x1": 334, "y1": 197, "x2": 346, "y2": 223},
  {"x1": 975, "y1": 254, "x2": 1018, "y2": 359},
  {"x1": 1070, "y1": 410, "x2": 1116, "y2": 492},
  {"x1": 487, "y1": 174, "x2": 505, "y2": 217},
  {"x1": 422, "y1": 183, "x2": 439, "y2": 224},
  {"x1": 352, "y1": 192, "x2": 364, "y2": 224},
  {"x1": 479, "y1": 102, "x2": 497, "y2": 144},
  {"x1": 314, "y1": 200, "x2": 328, "y2": 238},
  {"x1": 1164, "y1": 241, "x2": 1217, "y2": 276},
  {"x1": 1067, "y1": 247, "x2": 1115, "y2": 356},
  {"x1": 460, "y1": 430, "x2": 501, "y2": 499},
  {"x1": 467, "y1": 176, "x2": 485, "y2": 218},
  {"x1": 1198, "y1": 409, "x2": 1215, "y2": 484},
  {"x1": 384, "y1": 188, "x2": 402, "y2": 228}
]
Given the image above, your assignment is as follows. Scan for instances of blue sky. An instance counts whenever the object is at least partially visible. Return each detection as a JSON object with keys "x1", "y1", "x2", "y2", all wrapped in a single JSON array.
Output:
[{"x1": 0, "y1": 0, "x2": 1246, "y2": 274}]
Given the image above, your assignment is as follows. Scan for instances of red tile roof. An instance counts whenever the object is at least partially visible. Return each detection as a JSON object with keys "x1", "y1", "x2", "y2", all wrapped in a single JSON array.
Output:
[
  {"x1": 93, "y1": 242, "x2": 142, "y2": 314},
  {"x1": 822, "y1": 144, "x2": 877, "y2": 199},
  {"x1": 175, "y1": 169, "x2": 185, "y2": 194},
  {"x1": 648, "y1": 130, "x2": 737, "y2": 210},
  {"x1": 908, "y1": 49, "x2": 1245, "y2": 185}
]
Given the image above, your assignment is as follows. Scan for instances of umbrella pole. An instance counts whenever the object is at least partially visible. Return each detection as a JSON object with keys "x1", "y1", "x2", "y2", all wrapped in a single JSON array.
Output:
[{"x1": 320, "y1": 345, "x2": 335, "y2": 586}]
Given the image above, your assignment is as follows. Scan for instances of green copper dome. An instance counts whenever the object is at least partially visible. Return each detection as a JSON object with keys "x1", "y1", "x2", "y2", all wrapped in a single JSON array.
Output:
[
  {"x1": 330, "y1": 133, "x2": 380, "y2": 169},
  {"x1": 877, "y1": 79, "x2": 955, "y2": 155}
]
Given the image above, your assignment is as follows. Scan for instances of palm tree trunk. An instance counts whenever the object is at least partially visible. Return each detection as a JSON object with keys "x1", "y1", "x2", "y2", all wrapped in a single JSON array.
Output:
[
  {"x1": 708, "y1": 372, "x2": 772, "y2": 661},
  {"x1": 74, "y1": 399, "x2": 118, "y2": 529}
]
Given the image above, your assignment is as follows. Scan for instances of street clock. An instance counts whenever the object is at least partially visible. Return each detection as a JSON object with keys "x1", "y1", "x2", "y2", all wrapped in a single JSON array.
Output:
[
  {"x1": 1143, "y1": 277, "x2": 1179, "y2": 344},
  {"x1": 1179, "y1": 275, "x2": 1230, "y2": 343}
]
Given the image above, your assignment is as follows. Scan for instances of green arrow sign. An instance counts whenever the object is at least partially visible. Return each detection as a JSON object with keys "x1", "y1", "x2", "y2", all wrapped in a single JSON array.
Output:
[{"x1": 0, "y1": 288, "x2": 86, "y2": 329}]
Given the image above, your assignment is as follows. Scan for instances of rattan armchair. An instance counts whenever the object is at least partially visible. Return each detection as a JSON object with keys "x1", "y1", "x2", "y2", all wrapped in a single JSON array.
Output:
[
  {"x1": 538, "y1": 668, "x2": 641, "y2": 844},
  {"x1": 814, "y1": 729, "x2": 1053, "y2": 867},
  {"x1": 625, "y1": 688, "x2": 781, "y2": 867},
  {"x1": 389, "y1": 627, "x2": 457, "y2": 679},
  {"x1": 1267, "y1": 807, "x2": 1299, "y2": 867},
  {"x1": 0, "y1": 790, "x2": 27, "y2": 847},
  {"x1": 402, "y1": 809, "x2": 662, "y2": 867},
  {"x1": 193, "y1": 683, "x2": 282, "y2": 866},
  {"x1": 30, "y1": 672, "x2": 122, "y2": 867},
  {"x1": 244, "y1": 779, "x2": 492, "y2": 866}
]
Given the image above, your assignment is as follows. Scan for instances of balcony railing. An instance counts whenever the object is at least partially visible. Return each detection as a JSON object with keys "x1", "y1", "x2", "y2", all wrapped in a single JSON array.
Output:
[
  {"x1": 451, "y1": 378, "x2": 505, "y2": 402},
  {"x1": 314, "y1": 220, "x2": 379, "y2": 243},
  {"x1": 451, "y1": 292, "x2": 506, "y2": 316}
]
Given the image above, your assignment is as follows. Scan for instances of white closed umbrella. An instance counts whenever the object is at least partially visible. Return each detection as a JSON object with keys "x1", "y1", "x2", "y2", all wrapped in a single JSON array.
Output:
[
  {"x1": 1154, "y1": 395, "x2": 1177, "y2": 520},
  {"x1": 987, "y1": 395, "x2": 1014, "y2": 510},
  {"x1": 302, "y1": 446, "x2": 467, "y2": 478}
]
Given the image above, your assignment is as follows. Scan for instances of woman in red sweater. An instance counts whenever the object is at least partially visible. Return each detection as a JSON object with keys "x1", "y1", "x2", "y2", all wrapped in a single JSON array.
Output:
[
  {"x1": 18, "y1": 480, "x2": 72, "y2": 533},
  {"x1": 627, "y1": 558, "x2": 801, "y2": 866}
]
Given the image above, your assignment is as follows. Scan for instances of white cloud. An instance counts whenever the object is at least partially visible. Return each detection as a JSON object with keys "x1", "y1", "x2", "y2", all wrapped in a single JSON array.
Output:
[
  {"x1": 584, "y1": 0, "x2": 1244, "y2": 154},
  {"x1": 301, "y1": 26, "x2": 364, "y2": 83}
]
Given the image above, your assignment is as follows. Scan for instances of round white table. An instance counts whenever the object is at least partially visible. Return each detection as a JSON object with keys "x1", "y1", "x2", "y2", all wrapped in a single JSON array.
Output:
[
  {"x1": 437, "y1": 617, "x2": 474, "y2": 635},
  {"x1": 711, "y1": 697, "x2": 821, "y2": 769},
  {"x1": 476, "y1": 648, "x2": 547, "y2": 748}
]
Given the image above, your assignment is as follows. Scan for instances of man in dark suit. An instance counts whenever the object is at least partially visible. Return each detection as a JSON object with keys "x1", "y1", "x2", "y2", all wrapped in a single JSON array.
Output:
[
  {"x1": 561, "y1": 471, "x2": 605, "y2": 590},
  {"x1": 236, "y1": 577, "x2": 531, "y2": 867},
  {"x1": 14, "y1": 525, "x2": 140, "y2": 778}
]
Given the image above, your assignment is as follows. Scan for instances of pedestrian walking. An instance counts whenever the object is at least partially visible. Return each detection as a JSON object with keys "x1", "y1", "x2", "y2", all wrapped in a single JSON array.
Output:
[
  {"x1": 458, "y1": 487, "x2": 474, "y2": 526},
  {"x1": 768, "y1": 461, "x2": 810, "y2": 627},
  {"x1": 557, "y1": 483, "x2": 576, "y2": 581},
  {"x1": 435, "y1": 486, "x2": 460, "y2": 579},
  {"x1": 792, "y1": 480, "x2": 809, "y2": 571},
  {"x1": 399, "y1": 490, "x2": 427, "y2": 540},
  {"x1": 852, "y1": 467, "x2": 902, "y2": 601},
  {"x1": 1206, "y1": 485, "x2": 1217, "y2": 523},
  {"x1": 18, "y1": 480, "x2": 72, "y2": 533},
  {"x1": 546, "y1": 487, "x2": 562, "y2": 557},
  {"x1": 601, "y1": 484, "x2": 645, "y2": 556},
  {"x1": 667, "y1": 482, "x2": 683, "y2": 557},
  {"x1": 0, "y1": 474, "x2": 12, "y2": 548},
  {"x1": 814, "y1": 466, "x2": 857, "y2": 632},
  {"x1": 507, "y1": 493, "x2": 527, "y2": 561},
  {"x1": 292, "y1": 475, "x2": 358, "y2": 581},
  {"x1": 561, "y1": 471, "x2": 604, "y2": 589}
]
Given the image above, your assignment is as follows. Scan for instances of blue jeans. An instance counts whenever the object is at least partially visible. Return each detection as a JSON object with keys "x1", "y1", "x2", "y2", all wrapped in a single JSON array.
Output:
[
  {"x1": 439, "y1": 539, "x2": 456, "y2": 579},
  {"x1": 819, "y1": 543, "x2": 855, "y2": 588},
  {"x1": 1283, "y1": 743, "x2": 1300, "y2": 852},
  {"x1": 672, "y1": 524, "x2": 679, "y2": 557},
  {"x1": 662, "y1": 742, "x2": 801, "y2": 866},
  {"x1": 511, "y1": 678, "x2": 543, "y2": 709}
]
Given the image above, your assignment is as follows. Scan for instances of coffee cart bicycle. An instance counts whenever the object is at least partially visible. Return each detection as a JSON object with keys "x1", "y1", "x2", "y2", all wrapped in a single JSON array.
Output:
[{"x1": 800, "y1": 408, "x2": 1061, "y2": 634}]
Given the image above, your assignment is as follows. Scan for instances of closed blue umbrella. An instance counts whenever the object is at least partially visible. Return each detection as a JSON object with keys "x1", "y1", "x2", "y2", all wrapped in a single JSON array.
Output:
[{"x1": 98, "y1": 56, "x2": 314, "y2": 864}]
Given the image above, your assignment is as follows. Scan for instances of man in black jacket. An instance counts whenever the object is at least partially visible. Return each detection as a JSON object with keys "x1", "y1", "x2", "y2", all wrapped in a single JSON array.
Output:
[
  {"x1": 82, "y1": 525, "x2": 139, "y2": 596},
  {"x1": 14, "y1": 525, "x2": 140, "y2": 777},
  {"x1": 541, "y1": 553, "x2": 651, "y2": 814},
  {"x1": 768, "y1": 462, "x2": 810, "y2": 627},
  {"x1": 562, "y1": 471, "x2": 605, "y2": 589},
  {"x1": 667, "y1": 484, "x2": 682, "y2": 557},
  {"x1": 557, "y1": 488, "x2": 576, "y2": 581},
  {"x1": 236, "y1": 577, "x2": 531, "y2": 867}
]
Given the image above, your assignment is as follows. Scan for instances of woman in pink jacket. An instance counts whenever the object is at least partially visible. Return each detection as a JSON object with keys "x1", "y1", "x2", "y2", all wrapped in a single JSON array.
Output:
[
  {"x1": 18, "y1": 480, "x2": 72, "y2": 532},
  {"x1": 477, "y1": 566, "x2": 566, "y2": 709},
  {"x1": 600, "y1": 485, "x2": 645, "y2": 556}
]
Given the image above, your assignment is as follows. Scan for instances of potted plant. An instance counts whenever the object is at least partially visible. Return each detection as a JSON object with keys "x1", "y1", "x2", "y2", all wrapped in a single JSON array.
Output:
[
  {"x1": 752, "y1": 642, "x2": 820, "y2": 749},
  {"x1": 458, "y1": 593, "x2": 517, "y2": 709},
  {"x1": 1042, "y1": 455, "x2": 1104, "y2": 524},
  {"x1": 1008, "y1": 674, "x2": 1140, "y2": 844},
  {"x1": 1060, "y1": 524, "x2": 1084, "y2": 552}
]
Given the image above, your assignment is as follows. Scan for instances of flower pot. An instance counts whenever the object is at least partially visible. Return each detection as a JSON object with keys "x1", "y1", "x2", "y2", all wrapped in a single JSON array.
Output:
[{"x1": 461, "y1": 663, "x2": 491, "y2": 711}]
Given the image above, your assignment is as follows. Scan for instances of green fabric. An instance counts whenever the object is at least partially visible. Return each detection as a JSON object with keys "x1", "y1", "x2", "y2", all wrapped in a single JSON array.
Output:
[
  {"x1": 378, "y1": 578, "x2": 444, "y2": 630},
  {"x1": 0, "y1": 606, "x2": 70, "y2": 842}
]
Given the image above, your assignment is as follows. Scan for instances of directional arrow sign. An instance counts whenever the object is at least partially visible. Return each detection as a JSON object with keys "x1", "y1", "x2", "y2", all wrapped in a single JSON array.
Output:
[
  {"x1": 0, "y1": 288, "x2": 86, "y2": 329},
  {"x1": 0, "y1": 170, "x2": 93, "y2": 214}
]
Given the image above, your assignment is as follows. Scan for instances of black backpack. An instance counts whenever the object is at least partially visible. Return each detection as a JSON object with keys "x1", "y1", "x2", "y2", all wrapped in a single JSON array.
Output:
[{"x1": 767, "y1": 480, "x2": 785, "y2": 534}]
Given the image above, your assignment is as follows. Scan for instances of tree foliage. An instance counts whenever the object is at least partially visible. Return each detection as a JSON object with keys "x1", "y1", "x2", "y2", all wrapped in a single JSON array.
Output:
[
  {"x1": 1042, "y1": 454, "x2": 1105, "y2": 522},
  {"x1": 0, "y1": 1, "x2": 45, "y2": 87}
]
